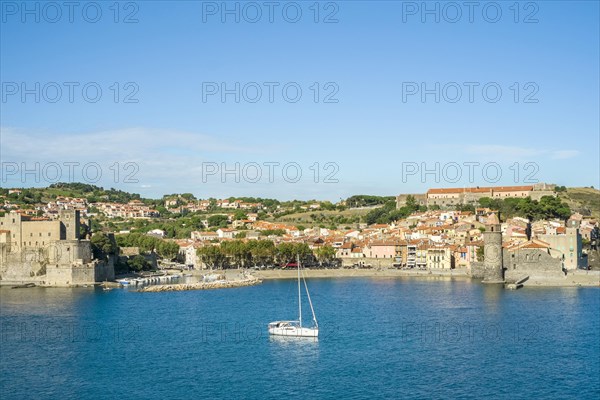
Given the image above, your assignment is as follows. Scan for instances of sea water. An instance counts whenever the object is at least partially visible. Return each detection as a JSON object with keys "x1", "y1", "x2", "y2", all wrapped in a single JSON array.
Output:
[{"x1": 1, "y1": 277, "x2": 599, "y2": 399}]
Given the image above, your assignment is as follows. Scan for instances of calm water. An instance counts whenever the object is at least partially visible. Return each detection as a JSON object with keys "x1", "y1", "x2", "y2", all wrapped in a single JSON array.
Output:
[{"x1": 1, "y1": 277, "x2": 599, "y2": 399}]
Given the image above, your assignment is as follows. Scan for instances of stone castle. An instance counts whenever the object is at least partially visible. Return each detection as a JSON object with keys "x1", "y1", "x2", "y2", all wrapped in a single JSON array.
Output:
[
  {"x1": 471, "y1": 217, "x2": 577, "y2": 284},
  {"x1": 0, "y1": 210, "x2": 114, "y2": 286},
  {"x1": 397, "y1": 183, "x2": 556, "y2": 209}
]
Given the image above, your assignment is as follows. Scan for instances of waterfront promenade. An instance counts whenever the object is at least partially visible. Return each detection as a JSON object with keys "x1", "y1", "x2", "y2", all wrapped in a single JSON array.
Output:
[{"x1": 248, "y1": 268, "x2": 600, "y2": 287}]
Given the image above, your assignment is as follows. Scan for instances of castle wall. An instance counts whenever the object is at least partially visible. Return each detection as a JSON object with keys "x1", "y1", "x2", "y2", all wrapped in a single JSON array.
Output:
[
  {"x1": 396, "y1": 184, "x2": 556, "y2": 210},
  {"x1": 21, "y1": 220, "x2": 61, "y2": 248},
  {"x1": 530, "y1": 191, "x2": 556, "y2": 201},
  {"x1": 396, "y1": 194, "x2": 427, "y2": 208},
  {"x1": 428, "y1": 197, "x2": 457, "y2": 208},
  {"x1": 463, "y1": 193, "x2": 485, "y2": 205},
  {"x1": 0, "y1": 211, "x2": 113, "y2": 286},
  {"x1": 533, "y1": 183, "x2": 556, "y2": 191},
  {"x1": 503, "y1": 248, "x2": 562, "y2": 279},
  {"x1": 34, "y1": 258, "x2": 113, "y2": 287},
  {"x1": 491, "y1": 190, "x2": 531, "y2": 198},
  {"x1": 0, "y1": 210, "x2": 80, "y2": 249},
  {"x1": 426, "y1": 192, "x2": 491, "y2": 209},
  {"x1": 45, "y1": 264, "x2": 75, "y2": 286},
  {"x1": 471, "y1": 249, "x2": 564, "y2": 281},
  {"x1": 96, "y1": 257, "x2": 115, "y2": 281},
  {"x1": 0, "y1": 243, "x2": 48, "y2": 283}
]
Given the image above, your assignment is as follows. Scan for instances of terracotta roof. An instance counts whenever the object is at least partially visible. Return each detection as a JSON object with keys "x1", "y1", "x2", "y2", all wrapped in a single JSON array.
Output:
[
  {"x1": 508, "y1": 239, "x2": 551, "y2": 250},
  {"x1": 520, "y1": 242, "x2": 549, "y2": 249},
  {"x1": 493, "y1": 185, "x2": 534, "y2": 192}
]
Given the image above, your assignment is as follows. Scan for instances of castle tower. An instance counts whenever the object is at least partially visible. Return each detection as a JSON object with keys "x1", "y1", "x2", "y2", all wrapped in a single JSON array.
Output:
[
  {"x1": 1, "y1": 212, "x2": 22, "y2": 250},
  {"x1": 482, "y1": 218, "x2": 504, "y2": 283},
  {"x1": 59, "y1": 210, "x2": 80, "y2": 240}
]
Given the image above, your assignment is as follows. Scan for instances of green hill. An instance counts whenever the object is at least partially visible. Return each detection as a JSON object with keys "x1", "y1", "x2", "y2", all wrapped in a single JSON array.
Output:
[{"x1": 559, "y1": 187, "x2": 600, "y2": 220}]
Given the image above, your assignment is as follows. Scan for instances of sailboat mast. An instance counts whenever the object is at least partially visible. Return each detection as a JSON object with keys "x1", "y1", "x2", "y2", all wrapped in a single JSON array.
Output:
[
  {"x1": 297, "y1": 254, "x2": 302, "y2": 328},
  {"x1": 302, "y1": 272, "x2": 318, "y2": 328}
]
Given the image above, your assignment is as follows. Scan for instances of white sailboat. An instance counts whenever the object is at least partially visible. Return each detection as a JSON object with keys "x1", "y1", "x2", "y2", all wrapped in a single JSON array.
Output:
[{"x1": 268, "y1": 256, "x2": 319, "y2": 338}]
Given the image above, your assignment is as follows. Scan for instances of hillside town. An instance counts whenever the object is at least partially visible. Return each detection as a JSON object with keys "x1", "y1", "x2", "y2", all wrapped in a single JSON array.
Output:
[{"x1": 1, "y1": 183, "x2": 599, "y2": 287}]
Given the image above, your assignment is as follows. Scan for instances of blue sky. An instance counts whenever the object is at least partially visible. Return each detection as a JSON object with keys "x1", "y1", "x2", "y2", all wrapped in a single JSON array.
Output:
[{"x1": 1, "y1": 0, "x2": 598, "y2": 200}]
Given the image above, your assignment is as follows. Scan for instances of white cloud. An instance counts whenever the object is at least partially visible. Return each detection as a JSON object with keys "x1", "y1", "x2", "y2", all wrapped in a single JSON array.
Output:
[
  {"x1": 0, "y1": 126, "x2": 344, "y2": 200},
  {"x1": 550, "y1": 150, "x2": 580, "y2": 159},
  {"x1": 0, "y1": 126, "x2": 269, "y2": 192},
  {"x1": 1, "y1": 126, "x2": 262, "y2": 160}
]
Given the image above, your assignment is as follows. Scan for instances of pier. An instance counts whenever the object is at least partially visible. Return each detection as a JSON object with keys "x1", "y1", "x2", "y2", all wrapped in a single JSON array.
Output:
[{"x1": 138, "y1": 277, "x2": 262, "y2": 292}]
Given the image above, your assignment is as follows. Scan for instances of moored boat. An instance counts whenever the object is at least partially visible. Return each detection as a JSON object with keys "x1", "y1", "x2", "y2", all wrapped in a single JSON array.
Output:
[
  {"x1": 268, "y1": 321, "x2": 318, "y2": 337},
  {"x1": 268, "y1": 256, "x2": 319, "y2": 338}
]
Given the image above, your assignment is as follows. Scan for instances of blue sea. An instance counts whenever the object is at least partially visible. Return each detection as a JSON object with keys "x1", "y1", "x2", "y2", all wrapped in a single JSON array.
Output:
[{"x1": 1, "y1": 277, "x2": 599, "y2": 399}]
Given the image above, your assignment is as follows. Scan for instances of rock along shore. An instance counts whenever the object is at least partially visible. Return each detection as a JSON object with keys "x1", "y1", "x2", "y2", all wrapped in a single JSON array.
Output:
[{"x1": 138, "y1": 277, "x2": 262, "y2": 292}]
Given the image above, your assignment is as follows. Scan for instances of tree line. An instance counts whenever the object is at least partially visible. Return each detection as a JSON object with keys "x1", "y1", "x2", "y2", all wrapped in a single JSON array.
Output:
[
  {"x1": 196, "y1": 240, "x2": 337, "y2": 269},
  {"x1": 346, "y1": 195, "x2": 395, "y2": 208},
  {"x1": 365, "y1": 195, "x2": 424, "y2": 225},
  {"x1": 364, "y1": 195, "x2": 572, "y2": 225},
  {"x1": 478, "y1": 196, "x2": 571, "y2": 221},
  {"x1": 113, "y1": 233, "x2": 180, "y2": 259}
]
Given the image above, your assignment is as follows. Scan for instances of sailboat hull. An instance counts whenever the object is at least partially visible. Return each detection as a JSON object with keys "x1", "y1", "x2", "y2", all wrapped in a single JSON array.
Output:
[{"x1": 268, "y1": 326, "x2": 319, "y2": 337}]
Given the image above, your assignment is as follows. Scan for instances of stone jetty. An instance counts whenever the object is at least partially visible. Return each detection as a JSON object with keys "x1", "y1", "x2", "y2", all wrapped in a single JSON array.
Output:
[{"x1": 138, "y1": 277, "x2": 262, "y2": 292}]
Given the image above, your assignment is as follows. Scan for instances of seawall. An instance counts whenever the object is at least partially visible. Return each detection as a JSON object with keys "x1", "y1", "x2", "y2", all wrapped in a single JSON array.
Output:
[{"x1": 138, "y1": 277, "x2": 262, "y2": 292}]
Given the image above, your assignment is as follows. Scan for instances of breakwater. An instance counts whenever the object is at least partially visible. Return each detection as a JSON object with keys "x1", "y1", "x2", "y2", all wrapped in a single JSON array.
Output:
[{"x1": 138, "y1": 277, "x2": 262, "y2": 292}]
